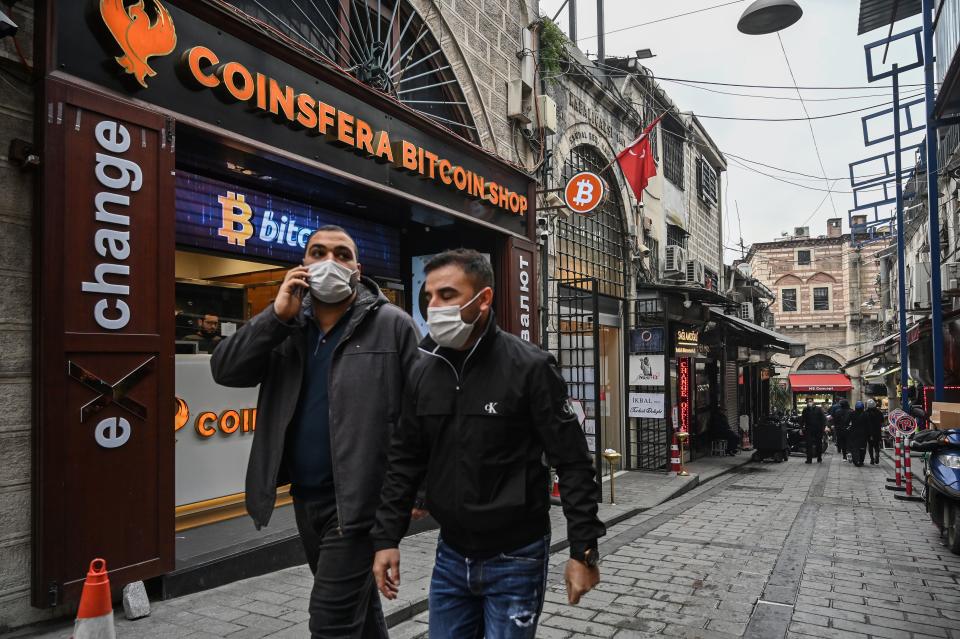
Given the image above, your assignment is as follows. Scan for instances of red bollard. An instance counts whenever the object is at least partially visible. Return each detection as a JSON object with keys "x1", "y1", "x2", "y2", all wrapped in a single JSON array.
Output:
[
  {"x1": 895, "y1": 436, "x2": 923, "y2": 502},
  {"x1": 670, "y1": 432, "x2": 681, "y2": 475},
  {"x1": 886, "y1": 434, "x2": 905, "y2": 492}
]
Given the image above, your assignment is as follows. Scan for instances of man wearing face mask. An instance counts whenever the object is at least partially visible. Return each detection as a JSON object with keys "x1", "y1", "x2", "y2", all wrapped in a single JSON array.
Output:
[
  {"x1": 211, "y1": 225, "x2": 420, "y2": 638},
  {"x1": 371, "y1": 248, "x2": 605, "y2": 638}
]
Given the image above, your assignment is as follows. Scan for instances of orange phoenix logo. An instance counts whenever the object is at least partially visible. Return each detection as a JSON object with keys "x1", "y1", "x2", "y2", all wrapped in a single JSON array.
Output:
[
  {"x1": 174, "y1": 397, "x2": 190, "y2": 431},
  {"x1": 100, "y1": 0, "x2": 177, "y2": 89}
]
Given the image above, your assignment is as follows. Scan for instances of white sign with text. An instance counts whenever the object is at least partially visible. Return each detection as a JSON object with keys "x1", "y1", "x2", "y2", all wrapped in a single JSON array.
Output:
[{"x1": 629, "y1": 392, "x2": 665, "y2": 419}]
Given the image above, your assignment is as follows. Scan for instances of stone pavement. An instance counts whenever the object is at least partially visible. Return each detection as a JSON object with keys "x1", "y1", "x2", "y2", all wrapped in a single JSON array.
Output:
[
  {"x1": 392, "y1": 450, "x2": 960, "y2": 638},
  {"x1": 5, "y1": 454, "x2": 748, "y2": 638}
]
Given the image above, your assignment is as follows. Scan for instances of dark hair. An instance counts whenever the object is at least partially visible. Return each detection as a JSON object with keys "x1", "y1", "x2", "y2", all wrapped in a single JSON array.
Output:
[
  {"x1": 424, "y1": 248, "x2": 494, "y2": 291},
  {"x1": 306, "y1": 225, "x2": 357, "y2": 254}
]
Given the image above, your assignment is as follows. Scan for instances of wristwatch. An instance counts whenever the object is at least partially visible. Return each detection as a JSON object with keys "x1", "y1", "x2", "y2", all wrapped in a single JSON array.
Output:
[{"x1": 572, "y1": 547, "x2": 600, "y2": 568}]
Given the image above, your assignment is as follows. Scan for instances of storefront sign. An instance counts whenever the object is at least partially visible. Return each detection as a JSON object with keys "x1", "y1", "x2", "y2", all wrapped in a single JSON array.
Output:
[
  {"x1": 36, "y1": 80, "x2": 174, "y2": 605},
  {"x1": 504, "y1": 238, "x2": 539, "y2": 344},
  {"x1": 628, "y1": 354, "x2": 666, "y2": 386},
  {"x1": 675, "y1": 328, "x2": 700, "y2": 357},
  {"x1": 630, "y1": 327, "x2": 664, "y2": 353},
  {"x1": 175, "y1": 357, "x2": 259, "y2": 507},
  {"x1": 629, "y1": 392, "x2": 665, "y2": 418},
  {"x1": 55, "y1": 0, "x2": 532, "y2": 235},
  {"x1": 564, "y1": 171, "x2": 605, "y2": 214},
  {"x1": 678, "y1": 358, "x2": 692, "y2": 433},
  {"x1": 176, "y1": 172, "x2": 401, "y2": 276}
]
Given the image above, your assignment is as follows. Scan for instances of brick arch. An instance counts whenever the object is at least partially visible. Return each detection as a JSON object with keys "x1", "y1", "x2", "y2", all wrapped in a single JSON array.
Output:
[
  {"x1": 807, "y1": 271, "x2": 837, "y2": 284},
  {"x1": 790, "y1": 347, "x2": 848, "y2": 373},
  {"x1": 774, "y1": 274, "x2": 803, "y2": 287}
]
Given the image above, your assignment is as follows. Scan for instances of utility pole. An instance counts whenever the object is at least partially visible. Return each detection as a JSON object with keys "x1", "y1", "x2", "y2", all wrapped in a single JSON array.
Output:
[
  {"x1": 596, "y1": 0, "x2": 604, "y2": 65},
  {"x1": 569, "y1": 0, "x2": 577, "y2": 46},
  {"x1": 892, "y1": 64, "x2": 910, "y2": 411}
]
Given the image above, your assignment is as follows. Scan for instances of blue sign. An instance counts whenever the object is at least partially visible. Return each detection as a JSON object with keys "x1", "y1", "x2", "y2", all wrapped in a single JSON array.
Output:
[
  {"x1": 175, "y1": 172, "x2": 401, "y2": 279},
  {"x1": 630, "y1": 327, "x2": 664, "y2": 354}
]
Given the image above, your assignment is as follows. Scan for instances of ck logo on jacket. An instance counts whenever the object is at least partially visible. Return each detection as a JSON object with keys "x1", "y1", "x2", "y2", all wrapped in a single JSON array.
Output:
[{"x1": 484, "y1": 402, "x2": 499, "y2": 415}]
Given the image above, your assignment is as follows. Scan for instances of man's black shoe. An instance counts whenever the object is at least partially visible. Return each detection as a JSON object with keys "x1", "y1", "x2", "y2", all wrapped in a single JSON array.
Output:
[
  {"x1": 804, "y1": 460, "x2": 812, "y2": 464},
  {"x1": 817, "y1": 459, "x2": 822, "y2": 463}
]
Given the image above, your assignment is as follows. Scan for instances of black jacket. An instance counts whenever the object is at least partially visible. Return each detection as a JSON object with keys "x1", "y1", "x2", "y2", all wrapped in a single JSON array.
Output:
[
  {"x1": 801, "y1": 405, "x2": 826, "y2": 434},
  {"x1": 865, "y1": 407, "x2": 884, "y2": 441},
  {"x1": 210, "y1": 278, "x2": 421, "y2": 532},
  {"x1": 847, "y1": 409, "x2": 868, "y2": 448},
  {"x1": 370, "y1": 313, "x2": 606, "y2": 558}
]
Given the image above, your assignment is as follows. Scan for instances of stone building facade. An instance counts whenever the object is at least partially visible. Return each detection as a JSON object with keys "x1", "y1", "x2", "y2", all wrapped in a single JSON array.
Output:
[
  {"x1": 0, "y1": 0, "x2": 539, "y2": 630},
  {"x1": 745, "y1": 219, "x2": 889, "y2": 403}
]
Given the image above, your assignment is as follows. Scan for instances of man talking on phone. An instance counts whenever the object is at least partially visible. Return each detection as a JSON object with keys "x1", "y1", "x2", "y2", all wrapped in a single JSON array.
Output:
[{"x1": 212, "y1": 225, "x2": 420, "y2": 638}]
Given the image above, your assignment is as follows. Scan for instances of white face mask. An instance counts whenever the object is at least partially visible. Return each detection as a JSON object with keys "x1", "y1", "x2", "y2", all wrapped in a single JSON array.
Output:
[
  {"x1": 427, "y1": 289, "x2": 485, "y2": 349},
  {"x1": 308, "y1": 260, "x2": 357, "y2": 303}
]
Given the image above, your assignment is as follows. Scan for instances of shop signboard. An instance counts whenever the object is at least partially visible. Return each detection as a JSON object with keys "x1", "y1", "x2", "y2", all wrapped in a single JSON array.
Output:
[
  {"x1": 630, "y1": 327, "x2": 664, "y2": 353},
  {"x1": 175, "y1": 172, "x2": 401, "y2": 277},
  {"x1": 175, "y1": 357, "x2": 259, "y2": 507},
  {"x1": 675, "y1": 328, "x2": 700, "y2": 357},
  {"x1": 628, "y1": 393, "x2": 665, "y2": 418},
  {"x1": 504, "y1": 238, "x2": 538, "y2": 344},
  {"x1": 628, "y1": 354, "x2": 666, "y2": 386},
  {"x1": 35, "y1": 80, "x2": 175, "y2": 606},
  {"x1": 53, "y1": 0, "x2": 532, "y2": 236},
  {"x1": 678, "y1": 358, "x2": 692, "y2": 433}
]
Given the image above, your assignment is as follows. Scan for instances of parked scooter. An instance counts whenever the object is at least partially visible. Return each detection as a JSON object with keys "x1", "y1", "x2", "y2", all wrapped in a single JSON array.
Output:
[{"x1": 913, "y1": 428, "x2": 960, "y2": 554}]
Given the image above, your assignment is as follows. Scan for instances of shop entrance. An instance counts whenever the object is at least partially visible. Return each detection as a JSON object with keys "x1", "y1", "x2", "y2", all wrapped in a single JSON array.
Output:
[{"x1": 599, "y1": 325, "x2": 623, "y2": 471}]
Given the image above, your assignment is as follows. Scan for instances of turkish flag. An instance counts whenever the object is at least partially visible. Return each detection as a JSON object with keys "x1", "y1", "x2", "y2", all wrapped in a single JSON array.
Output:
[{"x1": 617, "y1": 115, "x2": 664, "y2": 201}]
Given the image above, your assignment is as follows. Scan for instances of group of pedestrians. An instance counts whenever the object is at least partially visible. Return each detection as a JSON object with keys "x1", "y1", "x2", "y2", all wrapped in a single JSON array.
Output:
[
  {"x1": 211, "y1": 226, "x2": 604, "y2": 639},
  {"x1": 801, "y1": 397, "x2": 885, "y2": 466}
]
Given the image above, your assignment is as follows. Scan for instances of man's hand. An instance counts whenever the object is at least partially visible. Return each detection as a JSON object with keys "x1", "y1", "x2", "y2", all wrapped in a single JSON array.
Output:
[
  {"x1": 373, "y1": 549, "x2": 401, "y2": 600},
  {"x1": 273, "y1": 266, "x2": 310, "y2": 322},
  {"x1": 564, "y1": 558, "x2": 600, "y2": 605},
  {"x1": 411, "y1": 508, "x2": 429, "y2": 521}
]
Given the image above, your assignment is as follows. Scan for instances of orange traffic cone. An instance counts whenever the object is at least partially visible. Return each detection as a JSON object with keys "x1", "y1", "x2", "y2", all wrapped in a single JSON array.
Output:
[{"x1": 72, "y1": 558, "x2": 115, "y2": 639}]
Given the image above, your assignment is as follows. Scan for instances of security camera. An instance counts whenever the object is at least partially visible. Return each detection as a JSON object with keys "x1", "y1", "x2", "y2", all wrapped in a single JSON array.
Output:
[
  {"x1": 0, "y1": 10, "x2": 18, "y2": 39},
  {"x1": 637, "y1": 201, "x2": 645, "y2": 210},
  {"x1": 640, "y1": 247, "x2": 651, "y2": 257},
  {"x1": 536, "y1": 215, "x2": 549, "y2": 239}
]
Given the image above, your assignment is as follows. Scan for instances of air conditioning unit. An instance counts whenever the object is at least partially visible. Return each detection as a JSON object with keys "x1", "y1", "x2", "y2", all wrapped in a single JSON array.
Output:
[
  {"x1": 942, "y1": 262, "x2": 960, "y2": 290},
  {"x1": 912, "y1": 261, "x2": 931, "y2": 309},
  {"x1": 794, "y1": 226, "x2": 809, "y2": 238},
  {"x1": 685, "y1": 260, "x2": 705, "y2": 287},
  {"x1": 642, "y1": 216, "x2": 654, "y2": 232},
  {"x1": 738, "y1": 302, "x2": 755, "y2": 322},
  {"x1": 664, "y1": 245, "x2": 687, "y2": 274}
]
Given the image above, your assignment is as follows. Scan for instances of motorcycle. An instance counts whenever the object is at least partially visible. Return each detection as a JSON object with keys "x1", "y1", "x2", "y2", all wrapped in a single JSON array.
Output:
[{"x1": 912, "y1": 428, "x2": 960, "y2": 554}]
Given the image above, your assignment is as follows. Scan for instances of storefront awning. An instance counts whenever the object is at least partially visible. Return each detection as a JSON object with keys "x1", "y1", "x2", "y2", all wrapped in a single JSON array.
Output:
[
  {"x1": 839, "y1": 350, "x2": 880, "y2": 371},
  {"x1": 710, "y1": 310, "x2": 802, "y2": 353},
  {"x1": 864, "y1": 365, "x2": 900, "y2": 380},
  {"x1": 788, "y1": 373, "x2": 853, "y2": 392}
]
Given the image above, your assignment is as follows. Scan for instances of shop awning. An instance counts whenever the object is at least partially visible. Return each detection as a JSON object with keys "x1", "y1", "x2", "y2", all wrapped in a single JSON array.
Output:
[
  {"x1": 839, "y1": 350, "x2": 880, "y2": 371},
  {"x1": 788, "y1": 373, "x2": 853, "y2": 392},
  {"x1": 710, "y1": 309, "x2": 802, "y2": 353},
  {"x1": 864, "y1": 365, "x2": 900, "y2": 380}
]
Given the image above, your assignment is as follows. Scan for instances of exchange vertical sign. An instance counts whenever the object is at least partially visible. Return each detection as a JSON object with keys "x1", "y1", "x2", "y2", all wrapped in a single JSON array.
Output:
[
  {"x1": 35, "y1": 80, "x2": 175, "y2": 606},
  {"x1": 678, "y1": 358, "x2": 692, "y2": 434}
]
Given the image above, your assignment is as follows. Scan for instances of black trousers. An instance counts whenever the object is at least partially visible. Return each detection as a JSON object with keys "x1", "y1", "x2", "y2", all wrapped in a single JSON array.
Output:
[
  {"x1": 806, "y1": 430, "x2": 824, "y2": 462},
  {"x1": 836, "y1": 431, "x2": 847, "y2": 457},
  {"x1": 868, "y1": 435, "x2": 881, "y2": 464},
  {"x1": 292, "y1": 498, "x2": 389, "y2": 639}
]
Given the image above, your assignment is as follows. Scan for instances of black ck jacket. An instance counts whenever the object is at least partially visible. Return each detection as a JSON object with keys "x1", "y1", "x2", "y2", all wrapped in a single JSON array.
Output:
[
  {"x1": 210, "y1": 278, "x2": 420, "y2": 533},
  {"x1": 370, "y1": 313, "x2": 606, "y2": 558}
]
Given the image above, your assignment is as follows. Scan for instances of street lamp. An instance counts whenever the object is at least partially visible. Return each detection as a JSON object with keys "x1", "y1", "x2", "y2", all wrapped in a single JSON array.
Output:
[{"x1": 737, "y1": 0, "x2": 803, "y2": 35}]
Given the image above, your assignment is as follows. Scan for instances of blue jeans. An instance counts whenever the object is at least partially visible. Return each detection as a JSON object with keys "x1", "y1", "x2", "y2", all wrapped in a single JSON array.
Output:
[{"x1": 428, "y1": 535, "x2": 550, "y2": 639}]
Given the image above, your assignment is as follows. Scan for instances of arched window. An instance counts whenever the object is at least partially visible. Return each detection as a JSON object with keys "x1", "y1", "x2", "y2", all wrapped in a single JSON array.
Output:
[
  {"x1": 798, "y1": 355, "x2": 842, "y2": 371},
  {"x1": 556, "y1": 145, "x2": 627, "y2": 299},
  {"x1": 221, "y1": 0, "x2": 477, "y2": 141}
]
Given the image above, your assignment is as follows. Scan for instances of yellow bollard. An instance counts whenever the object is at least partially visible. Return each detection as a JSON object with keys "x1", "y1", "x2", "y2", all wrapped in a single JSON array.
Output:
[{"x1": 602, "y1": 449, "x2": 622, "y2": 504}]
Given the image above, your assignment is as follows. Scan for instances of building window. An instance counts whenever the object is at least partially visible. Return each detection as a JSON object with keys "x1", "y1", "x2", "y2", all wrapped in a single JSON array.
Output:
[
  {"x1": 644, "y1": 235, "x2": 660, "y2": 278},
  {"x1": 796, "y1": 249, "x2": 812, "y2": 266},
  {"x1": 696, "y1": 157, "x2": 718, "y2": 206},
  {"x1": 663, "y1": 128, "x2": 685, "y2": 188},
  {"x1": 556, "y1": 145, "x2": 627, "y2": 298},
  {"x1": 798, "y1": 354, "x2": 841, "y2": 371},
  {"x1": 781, "y1": 288, "x2": 798, "y2": 312},
  {"x1": 666, "y1": 223, "x2": 688, "y2": 249},
  {"x1": 813, "y1": 286, "x2": 830, "y2": 311}
]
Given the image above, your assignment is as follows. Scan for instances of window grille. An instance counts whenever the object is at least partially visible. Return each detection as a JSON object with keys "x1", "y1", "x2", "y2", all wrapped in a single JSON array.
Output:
[
  {"x1": 813, "y1": 287, "x2": 830, "y2": 311},
  {"x1": 781, "y1": 289, "x2": 797, "y2": 312},
  {"x1": 696, "y1": 157, "x2": 718, "y2": 206},
  {"x1": 797, "y1": 250, "x2": 812, "y2": 266},
  {"x1": 666, "y1": 224, "x2": 688, "y2": 249},
  {"x1": 662, "y1": 129, "x2": 685, "y2": 188}
]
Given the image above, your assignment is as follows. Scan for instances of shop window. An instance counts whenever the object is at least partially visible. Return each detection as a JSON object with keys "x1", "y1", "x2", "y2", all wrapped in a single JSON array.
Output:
[
  {"x1": 781, "y1": 288, "x2": 798, "y2": 312},
  {"x1": 812, "y1": 286, "x2": 830, "y2": 311},
  {"x1": 662, "y1": 128, "x2": 685, "y2": 188},
  {"x1": 696, "y1": 157, "x2": 718, "y2": 206},
  {"x1": 796, "y1": 249, "x2": 812, "y2": 266},
  {"x1": 666, "y1": 224, "x2": 688, "y2": 249},
  {"x1": 556, "y1": 145, "x2": 627, "y2": 298}
]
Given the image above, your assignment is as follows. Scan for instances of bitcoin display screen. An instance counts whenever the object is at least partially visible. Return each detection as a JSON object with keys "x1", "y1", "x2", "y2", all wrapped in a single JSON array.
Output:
[{"x1": 175, "y1": 171, "x2": 402, "y2": 279}]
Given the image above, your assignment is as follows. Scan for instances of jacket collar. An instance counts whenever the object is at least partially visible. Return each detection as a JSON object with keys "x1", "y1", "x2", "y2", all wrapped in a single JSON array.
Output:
[
  {"x1": 419, "y1": 309, "x2": 501, "y2": 358},
  {"x1": 294, "y1": 276, "x2": 388, "y2": 345}
]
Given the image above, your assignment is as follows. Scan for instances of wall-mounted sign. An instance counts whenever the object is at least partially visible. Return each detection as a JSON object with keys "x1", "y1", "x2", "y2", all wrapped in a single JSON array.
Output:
[
  {"x1": 36, "y1": 80, "x2": 174, "y2": 606},
  {"x1": 675, "y1": 328, "x2": 700, "y2": 357},
  {"x1": 175, "y1": 171, "x2": 401, "y2": 277},
  {"x1": 508, "y1": 240, "x2": 536, "y2": 343},
  {"x1": 54, "y1": 0, "x2": 532, "y2": 234},
  {"x1": 678, "y1": 358, "x2": 692, "y2": 433},
  {"x1": 564, "y1": 171, "x2": 605, "y2": 214},
  {"x1": 629, "y1": 392, "x2": 665, "y2": 418},
  {"x1": 629, "y1": 354, "x2": 666, "y2": 386},
  {"x1": 630, "y1": 327, "x2": 664, "y2": 353}
]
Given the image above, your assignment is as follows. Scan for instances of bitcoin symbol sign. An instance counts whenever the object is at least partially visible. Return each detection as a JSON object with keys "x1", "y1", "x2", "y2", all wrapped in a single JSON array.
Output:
[
  {"x1": 564, "y1": 172, "x2": 605, "y2": 214},
  {"x1": 217, "y1": 191, "x2": 255, "y2": 246}
]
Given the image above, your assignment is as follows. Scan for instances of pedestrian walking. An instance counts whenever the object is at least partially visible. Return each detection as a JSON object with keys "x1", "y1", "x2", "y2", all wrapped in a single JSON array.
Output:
[
  {"x1": 834, "y1": 399, "x2": 852, "y2": 459},
  {"x1": 211, "y1": 225, "x2": 420, "y2": 638},
  {"x1": 370, "y1": 248, "x2": 605, "y2": 639},
  {"x1": 865, "y1": 400, "x2": 884, "y2": 464},
  {"x1": 847, "y1": 401, "x2": 868, "y2": 467},
  {"x1": 801, "y1": 398, "x2": 826, "y2": 464}
]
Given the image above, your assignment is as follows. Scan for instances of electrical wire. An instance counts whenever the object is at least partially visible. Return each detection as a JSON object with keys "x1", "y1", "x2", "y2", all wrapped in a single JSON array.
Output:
[
  {"x1": 575, "y1": 0, "x2": 749, "y2": 42},
  {"x1": 663, "y1": 79, "x2": 910, "y2": 102}
]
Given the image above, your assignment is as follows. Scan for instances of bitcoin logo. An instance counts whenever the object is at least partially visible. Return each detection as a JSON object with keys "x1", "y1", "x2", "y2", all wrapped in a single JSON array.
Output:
[
  {"x1": 217, "y1": 191, "x2": 254, "y2": 246},
  {"x1": 564, "y1": 171, "x2": 604, "y2": 214}
]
